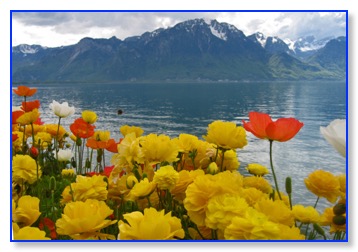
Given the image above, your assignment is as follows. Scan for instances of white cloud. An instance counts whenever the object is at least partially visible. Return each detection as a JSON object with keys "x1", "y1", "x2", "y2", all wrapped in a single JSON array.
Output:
[{"x1": 11, "y1": 11, "x2": 346, "y2": 47}]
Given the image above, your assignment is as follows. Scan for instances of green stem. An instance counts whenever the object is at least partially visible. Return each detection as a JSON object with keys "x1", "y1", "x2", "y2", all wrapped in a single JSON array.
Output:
[
  {"x1": 313, "y1": 196, "x2": 320, "y2": 209},
  {"x1": 55, "y1": 117, "x2": 61, "y2": 160},
  {"x1": 220, "y1": 149, "x2": 226, "y2": 172},
  {"x1": 269, "y1": 140, "x2": 282, "y2": 200}
]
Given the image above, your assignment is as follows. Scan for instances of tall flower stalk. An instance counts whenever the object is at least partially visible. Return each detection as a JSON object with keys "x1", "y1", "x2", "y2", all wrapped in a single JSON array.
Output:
[{"x1": 243, "y1": 112, "x2": 304, "y2": 199}]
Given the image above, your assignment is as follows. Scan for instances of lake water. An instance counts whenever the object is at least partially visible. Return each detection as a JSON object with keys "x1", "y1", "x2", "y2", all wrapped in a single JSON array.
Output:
[{"x1": 12, "y1": 81, "x2": 346, "y2": 209}]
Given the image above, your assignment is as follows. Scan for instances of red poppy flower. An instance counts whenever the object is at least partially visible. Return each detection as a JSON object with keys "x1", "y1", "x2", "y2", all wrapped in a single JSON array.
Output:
[
  {"x1": 12, "y1": 111, "x2": 24, "y2": 124},
  {"x1": 12, "y1": 133, "x2": 19, "y2": 142},
  {"x1": 70, "y1": 118, "x2": 95, "y2": 138},
  {"x1": 39, "y1": 217, "x2": 57, "y2": 239},
  {"x1": 21, "y1": 100, "x2": 40, "y2": 112},
  {"x1": 13, "y1": 85, "x2": 37, "y2": 97},
  {"x1": 87, "y1": 166, "x2": 114, "y2": 178},
  {"x1": 86, "y1": 138, "x2": 108, "y2": 149},
  {"x1": 33, "y1": 117, "x2": 45, "y2": 125},
  {"x1": 242, "y1": 112, "x2": 304, "y2": 142}
]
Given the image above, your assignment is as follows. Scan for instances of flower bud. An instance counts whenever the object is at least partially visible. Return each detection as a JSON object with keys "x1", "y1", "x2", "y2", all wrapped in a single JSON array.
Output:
[
  {"x1": 332, "y1": 215, "x2": 346, "y2": 225},
  {"x1": 30, "y1": 146, "x2": 39, "y2": 158},
  {"x1": 333, "y1": 203, "x2": 346, "y2": 216},
  {"x1": 76, "y1": 137, "x2": 82, "y2": 146},
  {"x1": 207, "y1": 162, "x2": 219, "y2": 175},
  {"x1": 285, "y1": 177, "x2": 292, "y2": 194}
]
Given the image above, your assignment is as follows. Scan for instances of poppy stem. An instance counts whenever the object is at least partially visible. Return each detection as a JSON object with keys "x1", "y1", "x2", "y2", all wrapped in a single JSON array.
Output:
[{"x1": 269, "y1": 140, "x2": 282, "y2": 200}]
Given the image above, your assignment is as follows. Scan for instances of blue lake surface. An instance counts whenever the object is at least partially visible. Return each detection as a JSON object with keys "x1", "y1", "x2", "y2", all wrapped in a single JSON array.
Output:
[{"x1": 12, "y1": 81, "x2": 346, "y2": 209}]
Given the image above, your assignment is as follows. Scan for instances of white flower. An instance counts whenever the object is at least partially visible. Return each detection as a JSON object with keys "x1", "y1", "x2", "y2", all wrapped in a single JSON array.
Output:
[
  {"x1": 55, "y1": 149, "x2": 73, "y2": 162},
  {"x1": 320, "y1": 119, "x2": 346, "y2": 157},
  {"x1": 49, "y1": 100, "x2": 75, "y2": 118}
]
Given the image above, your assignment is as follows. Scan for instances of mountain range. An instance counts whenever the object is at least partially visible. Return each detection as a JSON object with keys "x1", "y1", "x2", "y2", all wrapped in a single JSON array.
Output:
[{"x1": 12, "y1": 18, "x2": 346, "y2": 83}]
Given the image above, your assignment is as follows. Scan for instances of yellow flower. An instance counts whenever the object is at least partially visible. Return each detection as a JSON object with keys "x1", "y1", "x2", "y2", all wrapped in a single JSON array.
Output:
[
  {"x1": 12, "y1": 131, "x2": 24, "y2": 151},
  {"x1": 111, "y1": 132, "x2": 144, "y2": 173},
  {"x1": 337, "y1": 174, "x2": 346, "y2": 196},
  {"x1": 172, "y1": 133, "x2": 199, "y2": 153},
  {"x1": 277, "y1": 224, "x2": 305, "y2": 240},
  {"x1": 61, "y1": 169, "x2": 75, "y2": 177},
  {"x1": 246, "y1": 163, "x2": 269, "y2": 176},
  {"x1": 241, "y1": 188, "x2": 268, "y2": 206},
  {"x1": 205, "y1": 193, "x2": 249, "y2": 230},
  {"x1": 16, "y1": 109, "x2": 40, "y2": 125},
  {"x1": 126, "y1": 175, "x2": 138, "y2": 189},
  {"x1": 13, "y1": 224, "x2": 50, "y2": 240},
  {"x1": 217, "y1": 149, "x2": 240, "y2": 171},
  {"x1": 34, "y1": 132, "x2": 52, "y2": 148},
  {"x1": 140, "y1": 133, "x2": 179, "y2": 165},
  {"x1": 126, "y1": 178, "x2": 157, "y2": 201},
  {"x1": 153, "y1": 165, "x2": 179, "y2": 190},
  {"x1": 56, "y1": 199, "x2": 117, "y2": 240},
  {"x1": 93, "y1": 130, "x2": 110, "y2": 141},
  {"x1": 24, "y1": 123, "x2": 45, "y2": 137},
  {"x1": 170, "y1": 169, "x2": 205, "y2": 201},
  {"x1": 183, "y1": 171, "x2": 243, "y2": 226},
  {"x1": 243, "y1": 176, "x2": 273, "y2": 194},
  {"x1": 61, "y1": 175, "x2": 108, "y2": 204},
  {"x1": 292, "y1": 205, "x2": 320, "y2": 224},
  {"x1": 304, "y1": 169, "x2": 341, "y2": 203},
  {"x1": 82, "y1": 110, "x2": 97, "y2": 124},
  {"x1": 254, "y1": 198, "x2": 294, "y2": 226},
  {"x1": 45, "y1": 124, "x2": 67, "y2": 140},
  {"x1": 224, "y1": 208, "x2": 280, "y2": 240},
  {"x1": 203, "y1": 120, "x2": 247, "y2": 150},
  {"x1": 319, "y1": 207, "x2": 346, "y2": 233},
  {"x1": 12, "y1": 154, "x2": 41, "y2": 184},
  {"x1": 120, "y1": 125, "x2": 144, "y2": 137},
  {"x1": 118, "y1": 207, "x2": 184, "y2": 240},
  {"x1": 13, "y1": 195, "x2": 41, "y2": 226}
]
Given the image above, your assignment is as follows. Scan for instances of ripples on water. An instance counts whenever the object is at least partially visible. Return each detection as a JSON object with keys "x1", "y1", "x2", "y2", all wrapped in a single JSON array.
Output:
[{"x1": 12, "y1": 81, "x2": 346, "y2": 209}]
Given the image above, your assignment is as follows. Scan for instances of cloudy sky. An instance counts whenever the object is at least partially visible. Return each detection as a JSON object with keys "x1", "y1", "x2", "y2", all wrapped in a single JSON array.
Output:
[{"x1": 12, "y1": 11, "x2": 346, "y2": 47}]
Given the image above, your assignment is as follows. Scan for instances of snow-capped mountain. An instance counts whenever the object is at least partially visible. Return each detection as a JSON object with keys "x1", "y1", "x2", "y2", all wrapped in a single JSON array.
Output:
[{"x1": 12, "y1": 18, "x2": 346, "y2": 82}]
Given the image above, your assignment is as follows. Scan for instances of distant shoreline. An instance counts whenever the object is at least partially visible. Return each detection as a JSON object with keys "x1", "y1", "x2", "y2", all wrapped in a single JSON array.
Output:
[{"x1": 11, "y1": 78, "x2": 346, "y2": 86}]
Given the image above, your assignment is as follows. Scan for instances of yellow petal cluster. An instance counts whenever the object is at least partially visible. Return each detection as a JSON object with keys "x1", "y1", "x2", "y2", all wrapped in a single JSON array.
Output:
[
  {"x1": 93, "y1": 130, "x2": 110, "y2": 141},
  {"x1": 254, "y1": 198, "x2": 294, "y2": 226},
  {"x1": 34, "y1": 132, "x2": 52, "y2": 148},
  {"x1": 304, "y1": 169, "x2": 341, "y2": 203},
  {"x1": 140, "y1": 133, "x2": 179, "y2": 164},
  {"x1": 61, "y1": 175, "x2": 108, "y2": 204},
  {"x1": 120, "y1": 125, "x2": 144, "y2": 137},
  {"x1": 153, "y1": 165, "x2": 179, "y2": 190},
  {"x1": 205, "y1": 193, "x2": 249, "y2": 230},
  {"x1": 12, "y1": 154, "x2": 41, "y2": 184},
  {"x1": 118, "y1": 208, "x2": 184, "y2": 240},
  {"x1": 82, "y1": 110, "x2": 97, "y2": 124},
  {"x1": 224, "y1": 208, "x2": 280, "y2": 240},
  {"x1": 172, "y1": 133, "x2": 199, "y2": 153},
  {"x1": 13, "y1": 195, "x2": 41, "y2": 226},
  {"x1": 170, "y1": 169, "x2": 205, "y2": 201},
  {"x1": 292, "y1": 205, "x2": 320, "y2": 224},
  {"x1": 246, "y1": 163, "x2": 269, "y2": 176},
  {"x1": 243, "y1": 176, "x2": 273, "y2": 194},
  {"x1": 13, "y1": 224, "x2": 50, "y2": 240},
  {"x1": 126, "y1": 178, "x2": 157, "y2": 201},
  {"x1": 56, "y1": 199, "x2": 117, "y2": 240},
  {"x1": 203, "y1": 120, "x2": 247, "y2": 150},
  {"x1": 16, "y1": 109, "x2": 40, "y2": 125}
]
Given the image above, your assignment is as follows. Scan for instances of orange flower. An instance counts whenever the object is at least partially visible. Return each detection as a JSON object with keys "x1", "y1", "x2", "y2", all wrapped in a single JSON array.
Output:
[
  {"x1": 105, "y1": 139, "x2": 121, "y2": 153},
  {"x1": 13, "y1": 86, "x2": 37, "y2": 97},
  {"x1": 242, "y1": 112, "x2": 304, "y2": 142},
  {"x1": 21, "y1": 100, "x2": 40, "y2": 112},
  {"x1": 70, "y1": 118, "x2": 95, "y2": 138}
]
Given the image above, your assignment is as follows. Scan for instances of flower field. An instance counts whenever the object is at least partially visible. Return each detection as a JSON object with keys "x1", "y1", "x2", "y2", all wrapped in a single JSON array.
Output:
[{"x1": 11, "y1": 85, "x2": 346, "y2": 241}]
